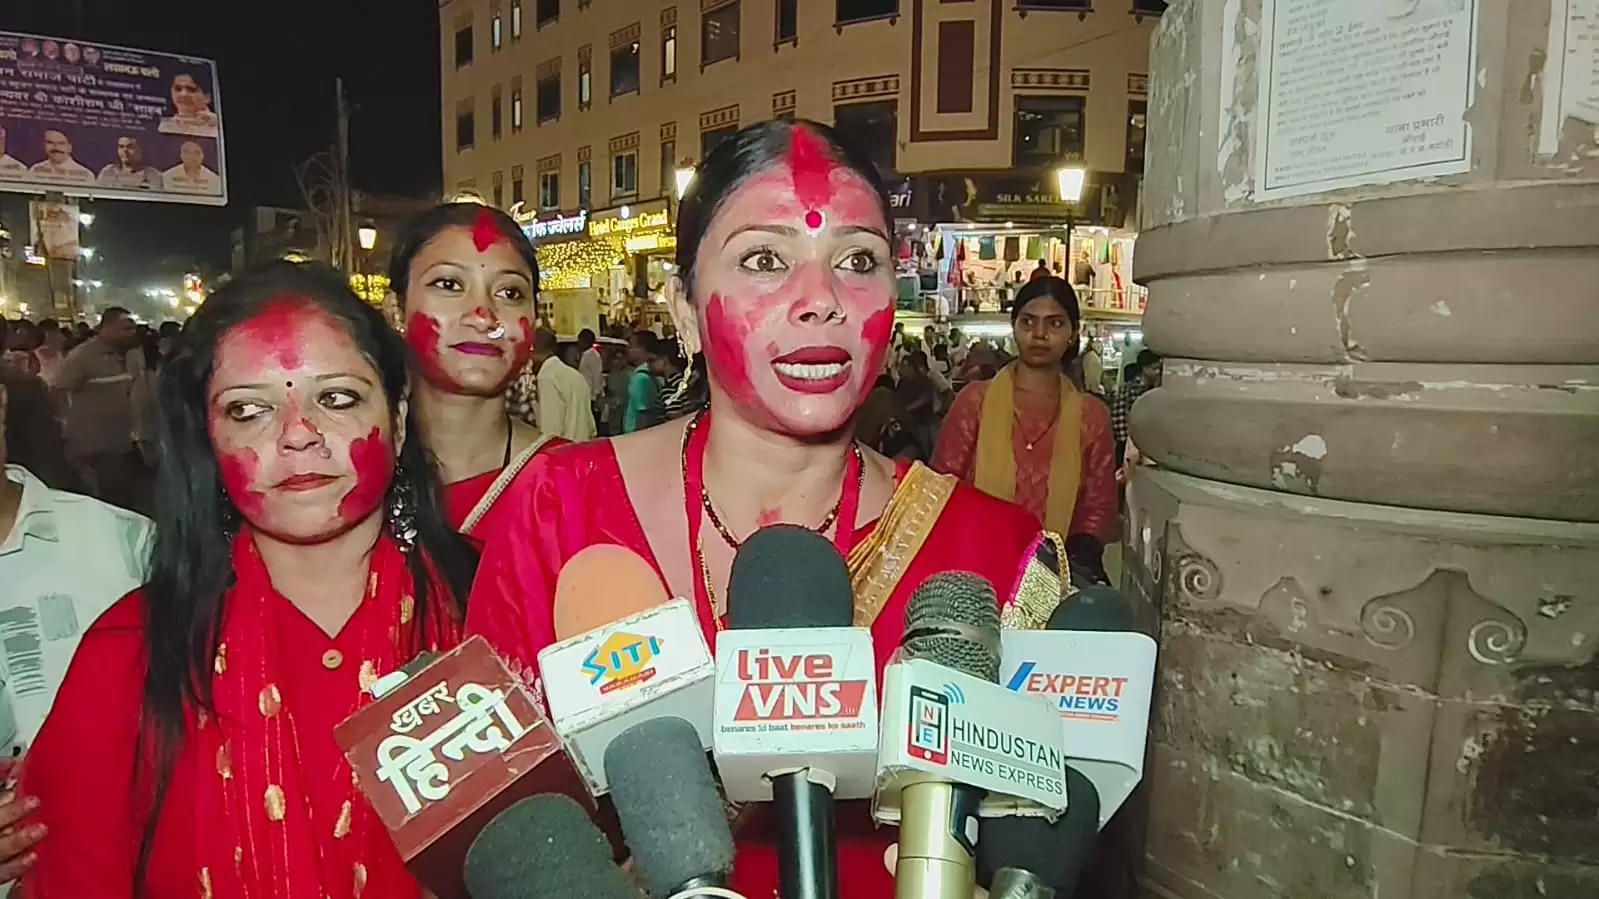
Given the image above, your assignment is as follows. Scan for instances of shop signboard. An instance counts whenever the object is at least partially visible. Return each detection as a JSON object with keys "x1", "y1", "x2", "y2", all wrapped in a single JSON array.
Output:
[
  {"x1": 520, "y1": 209, "x2": 588, "y2": 243},
  {"x1": 587, "y1": 199, "x2": 671, "y2": 240},
  {"x1": 0, "y1": 29, "x2": 226, "y2": 206},
  {"x1": 914, "y1": 171, "x2": 1135, "y2": 228}
]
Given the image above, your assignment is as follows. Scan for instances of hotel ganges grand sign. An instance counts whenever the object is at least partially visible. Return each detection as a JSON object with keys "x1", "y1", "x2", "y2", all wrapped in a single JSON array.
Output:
[{"x1": 587, "y1": 198, "x2": 675, "y2": 253}]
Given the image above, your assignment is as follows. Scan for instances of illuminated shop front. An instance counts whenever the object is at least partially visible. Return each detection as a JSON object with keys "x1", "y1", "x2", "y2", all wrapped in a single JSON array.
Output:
[{"x1": 516, "y1": 199, "x2": 678, "y2": 334}]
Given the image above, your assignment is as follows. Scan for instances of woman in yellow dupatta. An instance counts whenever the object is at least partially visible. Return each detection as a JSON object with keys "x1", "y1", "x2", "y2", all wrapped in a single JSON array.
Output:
[{"x1": 933, "y1": 276, "x2": 1119, "y2": 572}]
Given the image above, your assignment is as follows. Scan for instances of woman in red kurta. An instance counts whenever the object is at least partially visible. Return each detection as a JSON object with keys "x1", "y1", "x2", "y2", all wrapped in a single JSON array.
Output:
[
  {"x1": 391, "y1": 204, "x2": 564, "y2": 543},
  {"x1": 21, "y1": 263, "x2": 477, "y2": 898},
  {"x1": 466, "y1": 120, "x2": 1068, "y2": 899},
  {"x1": 933, "y1": 277, "x2": 1119, "y2": 578}
]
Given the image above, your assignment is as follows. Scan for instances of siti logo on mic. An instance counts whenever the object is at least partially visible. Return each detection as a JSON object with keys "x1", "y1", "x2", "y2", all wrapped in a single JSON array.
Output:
[
  {"x1": 730, "y1": 648, "x2": 869, "y2": 724},
  {"x1": 581, "y1": 631, "x2": 664, "y2": 695}
]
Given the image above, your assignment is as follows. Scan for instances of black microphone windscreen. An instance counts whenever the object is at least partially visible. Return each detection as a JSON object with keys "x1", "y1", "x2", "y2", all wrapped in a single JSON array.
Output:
[
  {"x1": 1046, "y1": 584, "x2": 1137, "y2": 632},
  {"x1": 603, "y1": 716, "x2": 734, "y2": 897},
  {"x1": 976, "y1": 766, "x2": 1102, "y2": 892},
  {"x1": 463, "y1": 794, "x2": 636, "y2": 899},
  {"x1": 726, "y1": 524, "x2": 854, "y2": 629},
  {"x1": 901, "y1": 571, "x2": 1002, "y2": 682}
]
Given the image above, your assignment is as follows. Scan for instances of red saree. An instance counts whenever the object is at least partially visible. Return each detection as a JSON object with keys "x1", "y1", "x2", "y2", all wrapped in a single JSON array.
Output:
[
  {"x1": 443, "y1": 435, "x2": 567, "y2": 543},
  {"x1": 466, "y1": 439, "x2": 1049, "y2": 898},
  {"x1": 21, "y1": 534, "x2": 461, "y2": 899}
]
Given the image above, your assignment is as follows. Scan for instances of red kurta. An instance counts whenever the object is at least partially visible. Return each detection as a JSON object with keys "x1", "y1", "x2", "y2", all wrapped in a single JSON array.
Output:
[
  {"x1": 931, "y1": 380, "x2": 1119, "y2": 540},
  {"x1": 22, "y1": 590, "x2": 429, "y2": 898},
  {"x1": 466, "y1": 439, "x2": 1044, "y2": 899}
]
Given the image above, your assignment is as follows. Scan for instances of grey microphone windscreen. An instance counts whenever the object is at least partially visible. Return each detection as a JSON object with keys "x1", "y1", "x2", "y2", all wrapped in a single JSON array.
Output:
[
  {"x1": 1046, "y1": 584, "x2": 1137, "y2": 633},
  {"x1": 463, "y1": 794, "x2": 636, "y2": 899},
  {"x1": 727, "y1": 524, "x2": 854, "y2": 629},
  {"x1": 901, "y1": 571, "x2": 1002, "y2": 682},
  {"x1": 603, "y1": 716, "x2": 734, "y2": 897},
  {"x1": 976, "y1": 766, "x2": 1102, "y2": 893}
]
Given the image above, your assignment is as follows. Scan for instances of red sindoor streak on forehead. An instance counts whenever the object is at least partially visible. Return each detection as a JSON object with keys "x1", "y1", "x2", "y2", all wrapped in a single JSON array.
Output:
[
  {"x1": 788, "y1": 127, "x2": 836, "y2": 224},
  {"x1": 235, "y1": 295, "x2": 317, "y2": 370},
  {"x1": 471, "y1": 206, "x2": 506, "y2": 252}
]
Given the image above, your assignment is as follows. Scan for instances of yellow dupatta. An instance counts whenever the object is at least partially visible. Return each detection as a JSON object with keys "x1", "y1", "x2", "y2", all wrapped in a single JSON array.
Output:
[{"x1": 973, "y1": 363, "x2": 1083, "y2": 536}]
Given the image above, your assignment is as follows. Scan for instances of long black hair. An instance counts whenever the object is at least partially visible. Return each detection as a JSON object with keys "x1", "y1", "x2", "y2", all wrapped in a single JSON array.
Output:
[
  {"x1": 387, "y1": 202, "x2": 540, "y2": 302},
  {"x1": 674, "y1": 118, "x2": 891, "y2": 297},
  {"x1": 136, "y1": 261, "x2": 477, "y2": 887}
]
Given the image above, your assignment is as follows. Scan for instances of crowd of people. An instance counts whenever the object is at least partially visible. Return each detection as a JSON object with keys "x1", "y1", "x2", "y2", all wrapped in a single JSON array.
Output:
[{"x1": 0, "y1": 118, "x2": 1157, "y2": 898}]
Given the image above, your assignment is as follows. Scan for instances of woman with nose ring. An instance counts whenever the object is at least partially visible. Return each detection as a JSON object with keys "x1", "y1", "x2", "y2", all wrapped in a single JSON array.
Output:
[{"x1": 390, "y1": 203, "x2": 565, "y2": 543}]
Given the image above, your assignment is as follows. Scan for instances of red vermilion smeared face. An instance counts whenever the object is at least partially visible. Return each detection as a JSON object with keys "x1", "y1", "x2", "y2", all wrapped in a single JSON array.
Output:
[
  {"x1": 688, "y1": 131, "x2": 895, "y2": 437},
  {"x1": 403, "y1": 225, "x2": 536, "y2": 397},
  {"x1": 471, "y1": 206, "x2": 507, "y2": 252},
  {"x1": 209, "y1": 299, "x2": 398, "y2": 543}
]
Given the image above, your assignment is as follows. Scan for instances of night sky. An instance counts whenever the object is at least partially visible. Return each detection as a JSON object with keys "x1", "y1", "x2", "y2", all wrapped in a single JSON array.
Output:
[{"x1": 0, "y1": 1, "x2": 440, "y2": 285}]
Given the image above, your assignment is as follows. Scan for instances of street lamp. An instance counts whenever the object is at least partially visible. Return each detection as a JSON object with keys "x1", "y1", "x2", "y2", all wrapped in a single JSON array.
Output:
[
  {"x1": 79, "y1": 246, "x2": 95, "y2": 260},
  {"x1": 1056, "y1": 166, "x2": 1086, "y2": 203},
  {"x1": 357, "y1": 226, "x2": 378, "y2": 251},
  {"x1": 78, "y1": 212, "x2": 94, "y2": 227},
  {"x1": 675, "y1": 166, "x2": 696, "y2": 199}
]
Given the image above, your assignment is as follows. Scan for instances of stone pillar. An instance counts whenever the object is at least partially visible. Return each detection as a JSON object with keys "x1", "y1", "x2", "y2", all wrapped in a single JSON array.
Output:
[{"x1": 1127, "y1": 2, "x2": 1599, "y2": 897}]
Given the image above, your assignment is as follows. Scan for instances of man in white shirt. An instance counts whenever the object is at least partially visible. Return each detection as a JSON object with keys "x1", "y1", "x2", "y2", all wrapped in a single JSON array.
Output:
[
  {"x1": 27, "y1": 131, "x2": 93, "y2": 183},
  {"x1": 163, "y1": 140, "x2": 220, "y2": 194},
  {"x1": 576, "y1": 328, "x2": 605, "y2": 420},
  {"x1": 0, "y1": 372, "x2": 151, "y2": 754},
  {"x1": 530, "y1": 328, "x2": 595, "y2": 442},
  {"x1": 0, "y1": 128, "x2": 24, "y2": 179}
]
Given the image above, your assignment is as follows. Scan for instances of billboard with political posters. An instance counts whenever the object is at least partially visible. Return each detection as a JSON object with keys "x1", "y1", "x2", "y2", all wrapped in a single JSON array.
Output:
[{"x1": 0, "y1": 30, "x2": 225, "y2": 206}]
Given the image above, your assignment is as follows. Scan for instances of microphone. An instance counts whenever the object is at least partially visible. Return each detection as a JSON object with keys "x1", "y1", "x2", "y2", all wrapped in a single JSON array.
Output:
[
  {"x1": 334, "y1": 636, "x2": 609, "y2": 899},
  {"x1": 875, "y1": 572, "x2": 1069, "y2": 899},
  {"x1": 1001, "y1": 584, "x2": 1155, "y2": 827},
  {"x1": 976, "y1": 766, "x2": 1102, "y2": 899},
  {"x1": 714, "y1": 525, "x2": 879, "y2": 899},
  {"x1": 464, "y1": 793, "x2": 637, "y2": 898},
  {"x1": 538, "y1": 559, "x2": 715, "y2": 796},
  {"x1": 554, "y1": 543, "x2": 672, "y2": 639},
  {"x1": 889, "y1": 572, "x2": 999, "y2": 899},
  {"x1": 604, "y1": 715, "x2": 737, "y2": 898}
]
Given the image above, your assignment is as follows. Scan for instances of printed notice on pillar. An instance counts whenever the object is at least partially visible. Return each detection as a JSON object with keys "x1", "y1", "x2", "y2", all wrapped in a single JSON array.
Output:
[
  {"x1": 1254, "y1": 0, "x2": 1479, "y2": 200},
  {"x1": 1538, "y1": 0, "x2": 1599, "y2": 156}
]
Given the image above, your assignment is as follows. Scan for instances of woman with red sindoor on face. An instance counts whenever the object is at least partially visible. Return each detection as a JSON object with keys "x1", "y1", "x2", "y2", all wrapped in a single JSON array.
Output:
[
  {"x1": 390, "y1": 203, "x2": 563, "y2": 544},
  {"x1": 20, "y1": 263, "x2": 477, "y2": 898},
  {"x1": 466, "y1": 120, "x2": 1071, "y2": 898}
]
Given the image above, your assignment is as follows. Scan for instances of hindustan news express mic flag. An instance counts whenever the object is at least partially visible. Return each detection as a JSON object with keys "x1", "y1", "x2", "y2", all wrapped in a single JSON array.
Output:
[{"x1": 0, "y1": 29, "x2": 226, "y2": 206}]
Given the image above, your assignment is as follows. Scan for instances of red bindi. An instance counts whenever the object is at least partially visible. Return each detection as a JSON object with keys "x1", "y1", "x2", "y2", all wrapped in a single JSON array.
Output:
[
  {"x1": 471, "y1": 207, "x2": 506, "y2": 252},
  {"x1": 788, "y1": 127, "x2": 836, "y2": 222}
]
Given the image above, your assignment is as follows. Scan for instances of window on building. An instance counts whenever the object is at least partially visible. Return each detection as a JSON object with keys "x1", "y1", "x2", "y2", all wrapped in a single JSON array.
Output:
[
  {"x1": 662, "y1": 26, "x2": 677, "y2": 80},
  {"x1": 537, "y1": 0, "x2": 559, "y2": 26},
  {"x1": 612, "y1": 151, "x2": 638, "y2": 199},
  {"x1": 611, "y1": 40, "x2": 641, "y2": 98},
  {"x1": 512, "y1": 166, "x2": 525, "y2": 205},
  {"x1": 837, "y1": 0, "x2": 895, "y2": 23},
  {"x1": 511, "y1": 85, "x2": 524, "y2": 131},
  {"x1": 493, "y1": 171, "x2": 505, "y2": 208},
  {"x1": 455, "y1": 102, "x2": 475, "y2": 151},
  {"x1": 1134, "y1": 0, "x2": 1169, "y2": 14},
  {"x1": 701, "y1": 125, "x2": 736, "y2": 160},
  {"x1": 579, "y1": 160, "x2": 592, "y2": 206},
  {"x1": 491, "y1": 86, "x2": 503, "y2": 140},
  {"x1": 454, "y1": 24, "x2": 474, "y2": 68},
  {"x1": 660, "y1": 139, "x2": 676, "y2": 195},
  {"x1": 579, "y1": 57, "x2": 592, "y2": 109},
  {"x1": 702, "y1": 3, "x2": 740, "y2": 67},
  {"x1": 1014, "y1": 95, "x2": 1085, "y2": 168},
  {"x1": 540, "y1": 172, "x2": 560, "y2": 210},
  {"x1": 492, "y1": 10, "x2": 503, "y2": 50},
  {"x1": 833, "y1": 100, "x2": 896, "y2": 177},
  {"x1": 511, "y1": 0, "x2": 523, "y2": 38},
  {"x1": 776, "y1": 0, "x2": 798, "y2": 43},
  {"x1": 1126, "y1": 100, "x2": 1147, "y2": 173},
  {"x1": 537, "y1": 73, "x2": 561, "y2": 122},
  {"x1": 1013, "y1": 0, "x2": 1091, "y2": 10}
]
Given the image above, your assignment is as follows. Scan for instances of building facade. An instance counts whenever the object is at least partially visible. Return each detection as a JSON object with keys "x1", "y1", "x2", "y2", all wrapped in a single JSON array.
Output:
[{"x1": 439, "y1": 0, "x2": 1161, "y2": 332}]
